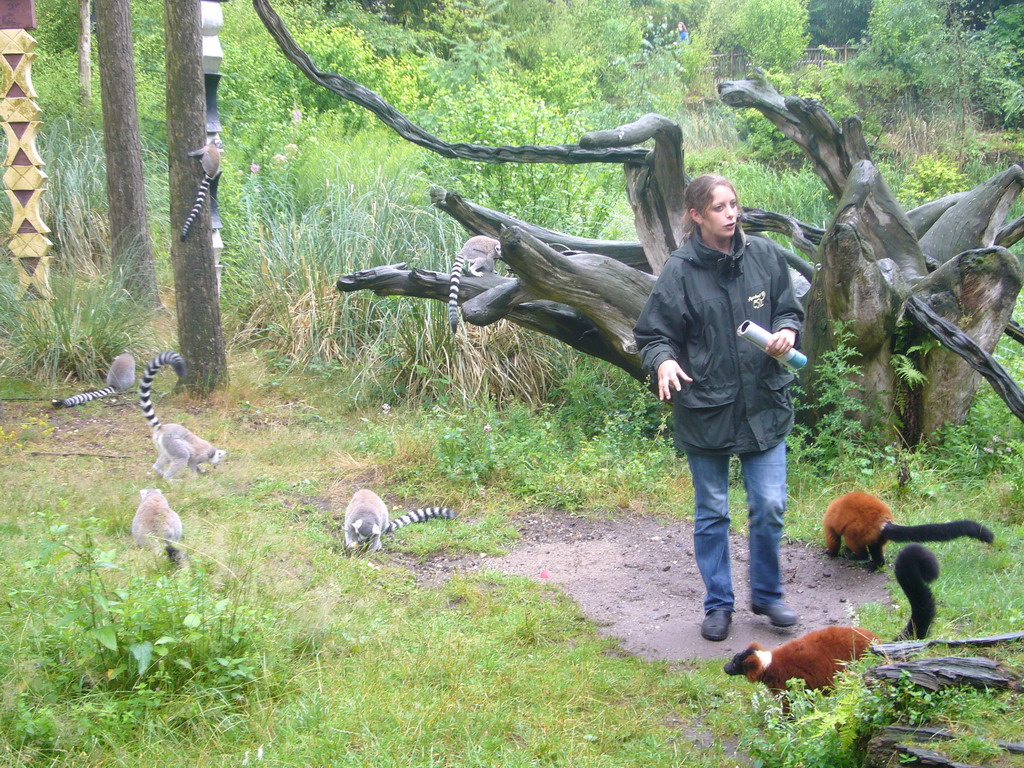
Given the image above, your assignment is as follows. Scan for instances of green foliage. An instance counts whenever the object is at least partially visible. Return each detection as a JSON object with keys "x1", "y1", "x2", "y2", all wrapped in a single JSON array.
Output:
[
  {"x1": 295, "y1": 23, "x2": 428, "y2": 119},
  {"x1": 698, "y1": 0, "x2": 809, "y2": 70},
  {"x1": 852, "y1": 0, "x2": 986, "y2": 127},
  {"x1": 741, "y1": 673, "x2": 873, "y2": 767},
  {"x1": 899, "y1": 154, "x2": 970, "y2": 206},
  {"x1": 736, "y1": 0, "x2": 811, "y2": 70},
  {"x1": 977, "y1": 3, "x2": 1024, "y2": 126},
  {"x1": 808, "y1": 0, "x2": 872, "y2": 44},
  {"x1": 361, "y1": 384, "x2": 677, "y2": 511},
  {"x1": 37, "y1": 125, "x2": 111, "y2": 274},
  {"x1": 739, "y1": 107, "x2": 804, "y2": 166},
  {"x1": 1, "y1": 514, "x2": 268, "y2": 750},
  {"x1": 421, "y1": 73, "x2": 621, "y2": 233},
  {"x1": 741, "y1": 659, "x2": 1021, "y2": 768},
  {"x1": 789, "y1": 323, "x2": 884, "y2": 477}
]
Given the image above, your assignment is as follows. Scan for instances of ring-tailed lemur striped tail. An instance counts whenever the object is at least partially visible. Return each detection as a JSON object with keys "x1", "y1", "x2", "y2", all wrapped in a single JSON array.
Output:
[
  {"x1": 139, "y1": 351, "x2": 186, "y2": 430},
  {"x1": 179, "y1": 141, "x2": 222, "y2": 240},
  {"x1": 344, "y1": 489, "x2": 458, "y2": 552},
  {"x1": 52, "y1": 352, "x2": 135, "y2": 408},
  {"x1": 139, "y1": 351, "x2": 227, "y2": 479},
  {"x1": 448, "y1": 235, "x2": 501, "y2": 333},
  {"x1": 386, "y1": 506, "x2": 459, "y2": 533}
]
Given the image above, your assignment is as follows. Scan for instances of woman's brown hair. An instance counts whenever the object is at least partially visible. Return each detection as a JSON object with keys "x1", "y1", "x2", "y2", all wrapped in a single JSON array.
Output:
[{"x1": 681, "y1": 174, "x2": 741, "y2": 241}]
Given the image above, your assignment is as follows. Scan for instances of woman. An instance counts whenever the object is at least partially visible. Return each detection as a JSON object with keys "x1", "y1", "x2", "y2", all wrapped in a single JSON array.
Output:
[{"x1": 633, "y1": 174, "x2": 804, "y2": 642}]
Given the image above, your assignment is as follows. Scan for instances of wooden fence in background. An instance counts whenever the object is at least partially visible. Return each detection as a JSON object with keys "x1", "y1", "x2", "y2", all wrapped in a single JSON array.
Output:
[{"x1": 708, "y1": 45, "x2": 858, "y2": 83}]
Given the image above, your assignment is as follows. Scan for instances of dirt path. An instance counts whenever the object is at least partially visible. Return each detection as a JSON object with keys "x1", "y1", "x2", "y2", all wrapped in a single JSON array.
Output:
[{"x1": 396, "y1": 512, "x2": 891, "y2": 661}]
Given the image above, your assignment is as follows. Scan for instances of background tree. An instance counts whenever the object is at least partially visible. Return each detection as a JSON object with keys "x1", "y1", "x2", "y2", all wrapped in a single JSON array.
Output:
[
  {"x1": 735, "y1": 0, "x2": 810, "y2": 70},
  {"x1": 94, "y1": 0, "x2": 159, "y2": 304},
  {"x1": 163, "y1": 0, "x2": 226, "y2": 395},
  {"x1": 77, "y1": 0, "x2": 89, "y2": 112},
  {"x1": 808, "y1": 0, "x2": 871, "y2": 44}
]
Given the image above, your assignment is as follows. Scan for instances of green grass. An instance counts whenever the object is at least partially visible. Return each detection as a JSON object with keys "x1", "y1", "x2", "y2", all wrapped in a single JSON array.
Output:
[{"x1": 1, "y1": 358, "x2": 1022, "y2": 767}]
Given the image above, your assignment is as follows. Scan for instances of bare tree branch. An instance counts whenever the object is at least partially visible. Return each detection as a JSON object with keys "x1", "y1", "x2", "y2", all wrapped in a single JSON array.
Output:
[{"x1": 251, "y1": 0, "x2": 649, "y2": 166}]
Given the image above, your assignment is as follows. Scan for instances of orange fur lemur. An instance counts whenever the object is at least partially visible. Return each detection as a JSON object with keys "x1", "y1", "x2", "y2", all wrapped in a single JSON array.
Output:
[
  {"x1": 724, "y1": 544, "x2": 939, "y2": 697},
  {"x1": 823, "y1": 491, "x2": 993, "y2": 570}
]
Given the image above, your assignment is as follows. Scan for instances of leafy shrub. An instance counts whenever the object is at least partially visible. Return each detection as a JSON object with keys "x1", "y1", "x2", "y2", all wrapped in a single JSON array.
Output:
[
  {"x1": 741, "y1": 674, "x2": 872, "y2": 768},
  {"x1": 0, "y1": 515, "x2": 270, "y2": 750},
  {"x1": 899, "y1": 154, "x2": 969, "y2": 206},
  {"x1": 736, "y1": 0, "x2": 810, "y2": 71},
  {"x1": 739, "y1": 108, "x2": 804, "y2": 166},
  {"x1": 789, "y1": 323, "x2": 885, "y2": 477},
  {"x1": 978, "y1": 4, "x2": 1024, "y2": 126},
  {"x1": 421, "y1": 72, "x2": 621, "y2": 234}
]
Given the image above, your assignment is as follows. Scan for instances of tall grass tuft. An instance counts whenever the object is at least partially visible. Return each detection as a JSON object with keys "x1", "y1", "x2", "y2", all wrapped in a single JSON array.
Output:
[
  {"x1": 0, "y1": 263, "x2": 155, "y2": 383},
  {"x1": 38, "y1": 123, "x2": 111, "y2": 275},
  {"x1": 223, "y1": 141, "x2": 573, "y2": 405}
]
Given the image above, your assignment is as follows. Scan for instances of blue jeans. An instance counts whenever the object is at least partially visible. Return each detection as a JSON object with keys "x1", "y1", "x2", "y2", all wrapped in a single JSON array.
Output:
[{"x1": 685, "y1": 440, "x2": 787, "y2": 614}]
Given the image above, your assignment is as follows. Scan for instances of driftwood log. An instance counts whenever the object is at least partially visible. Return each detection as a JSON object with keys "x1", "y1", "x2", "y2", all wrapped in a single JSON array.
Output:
[
  {"x1": 865, "y1": 726, "x2": 1024, "y2": 768},
  {"x1": 871, "y1": 631, "x2": 1024, "y2": 660},
  {"x1": 867, "y1": 656, "x2": 1020, "y2": 691},
  {"x1": 254, "y1": 0, "x2": 1024, "y2": 443}
]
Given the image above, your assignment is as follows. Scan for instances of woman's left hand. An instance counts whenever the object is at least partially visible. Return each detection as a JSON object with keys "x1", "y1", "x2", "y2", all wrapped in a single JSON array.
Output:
[{"x1": 765, "y1": 328, "x2": 796, "y2": 357}]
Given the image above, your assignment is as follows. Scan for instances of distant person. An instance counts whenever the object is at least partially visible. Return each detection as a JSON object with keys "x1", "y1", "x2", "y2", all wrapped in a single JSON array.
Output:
[
  {"x1": 676, "y1": 21, "x2": 689, "y2": 44},
  {"x1": 633, "y1": 174, "x2": 804, "y2": 643}
]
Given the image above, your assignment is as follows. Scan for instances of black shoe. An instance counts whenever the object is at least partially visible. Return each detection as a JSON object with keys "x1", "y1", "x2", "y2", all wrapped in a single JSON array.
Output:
[
  {"x1": 752, "y1": 601, "x2": 798, "y2": 627},
  {"x1": 701, "y1": 609, "x2": 732, "y2": 641}
]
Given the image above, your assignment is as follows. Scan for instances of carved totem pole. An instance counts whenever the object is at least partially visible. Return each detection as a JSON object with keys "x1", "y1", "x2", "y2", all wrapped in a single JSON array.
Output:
[{"x1": 1, "y1": 0, "x2": 51, "y2": 298}]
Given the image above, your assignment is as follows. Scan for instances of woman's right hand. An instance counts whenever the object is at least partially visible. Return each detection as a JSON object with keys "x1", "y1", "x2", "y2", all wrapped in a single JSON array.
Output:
[{"x1": 657, "y1": 359, "x2": 692, "y2": 401}]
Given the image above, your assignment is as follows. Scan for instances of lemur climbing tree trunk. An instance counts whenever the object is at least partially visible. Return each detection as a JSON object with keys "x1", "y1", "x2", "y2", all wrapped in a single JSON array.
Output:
[
  {"x1": 95, "y1": 0, "x2": 159, "y2": 305},
  {"x1": 164, "y1": 0, "x2": 226, "y2": 395},
  {"x1": 254, "y1": 0, "x2": 1024, "y2": 444}
]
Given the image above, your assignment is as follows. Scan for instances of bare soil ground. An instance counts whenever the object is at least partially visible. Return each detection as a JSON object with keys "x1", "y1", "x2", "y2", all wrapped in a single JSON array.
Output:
[{"x1": 392, "y1": 511, "x2": 892, "y2": 661}]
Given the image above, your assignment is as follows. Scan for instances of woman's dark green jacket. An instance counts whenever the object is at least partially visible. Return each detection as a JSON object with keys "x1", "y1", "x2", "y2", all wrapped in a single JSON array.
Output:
[{"x1": 633, "y1": 230, "x2": 805, "y2": 456}]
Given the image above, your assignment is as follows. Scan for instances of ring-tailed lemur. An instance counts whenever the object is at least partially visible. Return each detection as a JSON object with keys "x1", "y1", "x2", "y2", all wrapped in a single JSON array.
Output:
[
  {"x1": 52, "y1": 353, "x2": 135, "y2": 408},
  {"x1": 139, "y1": 351, "x2": 227, "y2": 479},
  {"x1": 132, "y1": 488, "x2": 185, "y2": 566},
  {"x1": 344, "y1": 489, "x2": 458, "y2": 552},
  {"x1": 448, "y1": 235, "x2": 501, "y2": 333},
  {"x1": 179, "y1": 141, "x2": 222, "y2": 240}
]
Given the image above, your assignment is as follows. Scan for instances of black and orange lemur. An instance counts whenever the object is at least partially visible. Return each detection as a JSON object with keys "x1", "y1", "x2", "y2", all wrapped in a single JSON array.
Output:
[
  {"x1": 823, "y1": 491, "x2": 993, "y2": 570},
  {"x1": 724, "y1": 543, "x2": 939, "y2": 698}
]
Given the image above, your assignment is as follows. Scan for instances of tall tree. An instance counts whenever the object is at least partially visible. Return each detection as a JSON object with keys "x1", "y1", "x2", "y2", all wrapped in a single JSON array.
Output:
[
  {"x1": 94, "y1": 0, "x2": 159, "y2": 304},
  {"x1": 78, "y1": 0, "x2": 90, "y2": 111},
  {"x1": 163, "y1": 0, "x2": 227, "y2": 395}
]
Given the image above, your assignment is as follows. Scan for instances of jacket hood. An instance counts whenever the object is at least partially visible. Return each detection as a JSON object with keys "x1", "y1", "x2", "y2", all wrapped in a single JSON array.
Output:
[{"x1": 681, "y1": 228, "x2": 747, "y2": 277}]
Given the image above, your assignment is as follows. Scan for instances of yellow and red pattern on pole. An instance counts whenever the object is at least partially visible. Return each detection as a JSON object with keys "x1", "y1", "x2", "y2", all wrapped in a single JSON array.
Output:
[{"x1": 1, "y1": 0, "x2": 51, "y2": 299}]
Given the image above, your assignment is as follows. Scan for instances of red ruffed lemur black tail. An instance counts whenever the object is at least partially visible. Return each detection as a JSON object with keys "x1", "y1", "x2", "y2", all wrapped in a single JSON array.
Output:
[
  {"x1": 892, "y1": 543, "x2": 939, "y2": 641},
  {"x1": 882, "y1": 520, "x2": 994, "y2": 546}
]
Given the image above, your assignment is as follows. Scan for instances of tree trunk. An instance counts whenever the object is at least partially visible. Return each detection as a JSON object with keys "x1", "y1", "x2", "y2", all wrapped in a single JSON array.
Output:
[
  {"x1": 94, "y1": 0, "x2": 158, "y2": 305},
  {"x1": 164, "y1": 0, "x2": 226, "y2": 395},
  {"x1": 78, "y1": 0, "x2": 90, "y2": 112}
]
